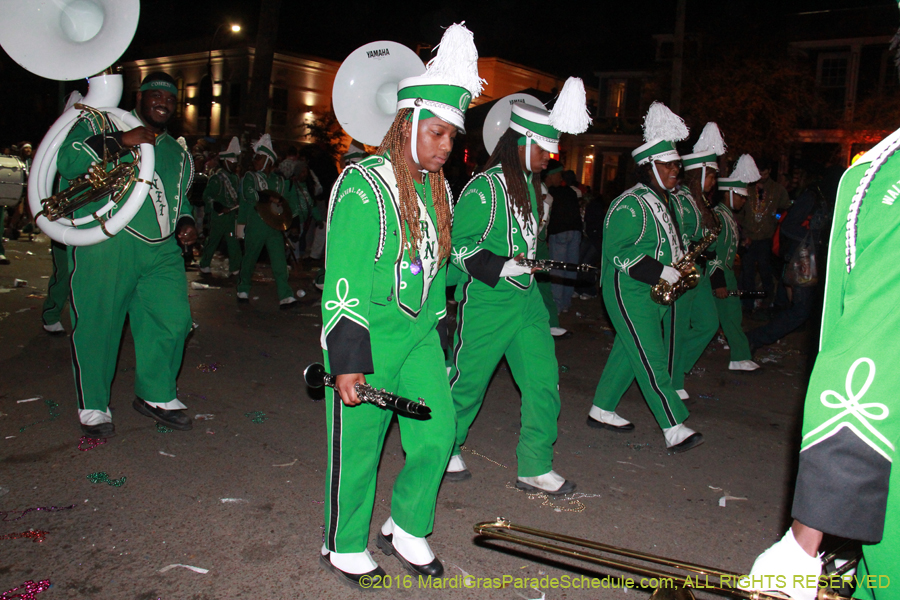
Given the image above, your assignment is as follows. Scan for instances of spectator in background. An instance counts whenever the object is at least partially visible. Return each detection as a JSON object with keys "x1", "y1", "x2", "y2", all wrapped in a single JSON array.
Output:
[
  {"x1": 737, "y1": 157, "x2": 791, "y2": 312},
  {"x1": 546, "y1": 161, "x2": 582, "y2": 314},
  {"x1": 574, "y1": 184, "x2": 603, "y2": 300}
]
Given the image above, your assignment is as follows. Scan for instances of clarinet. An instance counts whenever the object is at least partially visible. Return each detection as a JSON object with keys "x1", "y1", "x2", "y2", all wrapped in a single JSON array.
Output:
[
  {"x1": 516, "y1": 258, "x2": 598, "y2": 273},
  {"x1": 720, "y1": 290, "x2": 766, "y2": 298},
  {"x1": 303, "y1": 363, "x2": 431, "y2": 417}
]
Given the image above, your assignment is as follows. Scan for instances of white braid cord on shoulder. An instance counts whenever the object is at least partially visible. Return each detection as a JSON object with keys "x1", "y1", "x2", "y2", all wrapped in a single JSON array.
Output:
[
  {"x1": 846, "y1": 135, "x2": 900, "y2": 272},
  {"x1": 327, "y1": 163, "x2": 388, "y2": 263}
]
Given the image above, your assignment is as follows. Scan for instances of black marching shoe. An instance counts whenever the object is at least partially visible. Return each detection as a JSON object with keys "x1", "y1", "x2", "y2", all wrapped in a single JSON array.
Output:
[
  {"x1": 80, "y1": 422, "x2": 115, "y2": 439},
  {"x1": 132, "y1": 397, "x2": 192, "y2": 430},
  {"x1": 668, "y1": 432, "x2": 704, "y2": 454},
  {"x1": 377, "y1": 532, "x2": 443, "y2": 577},
  {"x1": 319, "y1": 553, "x2": 386, "y2": 591},
  {"x1": 585, "y1": 416, "x2": 635, "y2": 432}
]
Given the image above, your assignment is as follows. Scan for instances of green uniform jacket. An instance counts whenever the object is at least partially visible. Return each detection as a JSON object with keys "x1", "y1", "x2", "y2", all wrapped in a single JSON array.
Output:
[
  {"x1": 602, "y1": 183, "x2": 685, "y2": 290},
  {"x1": 321, "y1": 155, "x2": 451, "y2": 375},
  {"x1": 708, "y1": 203, "x2": 739, "y2": 290},
  {"x1": 239, "y1": 170, "x2": 303, "y2": 225},
  {"x1": 203, "y1": 169, "x2": 241, "y2": 214},
  {"x1": 57, "y1": 110, "x2": 194, "y2": 243},
  {"x1": 671, "y1": 185, "x2": 706, "y2": 248},
  {"x1": 450, "y1": 165, "x2": 538, "y2": 291}
]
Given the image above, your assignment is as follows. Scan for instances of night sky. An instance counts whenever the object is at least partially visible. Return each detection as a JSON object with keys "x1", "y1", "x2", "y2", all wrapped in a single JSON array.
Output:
[{"x1": 131, "y1": 0, "x2": 897, "y2": 78}]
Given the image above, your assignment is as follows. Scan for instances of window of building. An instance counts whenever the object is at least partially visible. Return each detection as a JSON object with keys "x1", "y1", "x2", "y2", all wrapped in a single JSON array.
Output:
[
  {"x1": 606, "y1": 80, "x2": 627, "y2": 118},
  {"x1": 270, "y1": 86, "x2": 288, "y2": 128},
  {"x1": 818, "y1": 53, "x2": 849, "y2": 88}
]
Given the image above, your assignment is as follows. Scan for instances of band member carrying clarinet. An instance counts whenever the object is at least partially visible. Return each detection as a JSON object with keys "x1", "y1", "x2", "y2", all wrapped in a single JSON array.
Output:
[
  {"x1": 199, "y1": 136, "x2": 243, "y2": 277},
  {"x1": 585, "y1": 102, "x2": 704, "y2": 454},
  {"x1": 444, "y1": 78, "x2": 590, "y2": 493},
  {"x1": 318, "y1": 24, "x2": 484, "y2": 588}
]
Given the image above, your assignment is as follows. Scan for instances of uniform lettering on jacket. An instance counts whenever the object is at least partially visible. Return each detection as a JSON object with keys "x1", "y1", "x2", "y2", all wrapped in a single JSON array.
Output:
[
  {"x1": 615, "y1": 204, "x2": 637, "y2": 217},
  {"x1": 336, "y1": 187, "x2": 370, "y2": 205},
  {"x1": 149, "y1": 175, "x2": 171, "y2": 236},
  {"x1": 881, "y1": 181, "x2": 900, "y2": 205},
  {"x1": 419, "y1": 217, "x2": 436, "y2": 263}
]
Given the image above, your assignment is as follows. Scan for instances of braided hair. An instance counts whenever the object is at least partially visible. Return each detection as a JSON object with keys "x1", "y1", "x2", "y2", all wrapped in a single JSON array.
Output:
[
  {"x1": 484, "y1": 129, "x2": 541, "y2": 218},
  {"x1": 376, "y1": 108, "x2": 453, "y2": 265}
]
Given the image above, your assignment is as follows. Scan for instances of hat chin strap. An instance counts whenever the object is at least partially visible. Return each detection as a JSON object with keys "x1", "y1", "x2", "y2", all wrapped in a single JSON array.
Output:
[
  {"x1": 728, "y1": 190, "x2": 735, "y2": 210},
  {"x1": 525, "y1": 136, "x2": 533, "y2": 173},
  {"x1": 409, "y1": 106, "x2": 428, "y2": 174},
  {"x1": 652, "y1": 162, "x2": 672, "y2": 192}
]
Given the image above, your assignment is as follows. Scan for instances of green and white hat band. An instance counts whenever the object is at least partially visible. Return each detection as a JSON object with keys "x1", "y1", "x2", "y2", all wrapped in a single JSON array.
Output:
[
  {"x1": 220, "y1": 136, "x2": 241, "y2": 160},
  {"x1": 718, "y1": 177, "x2": 748, "y2": 194},
  {"x1": 252, "y1": 133, "x2": 277, "y2": 162},
  {"x1": 632, "y1": 139, "x2": 679, "y2": 165},
  {"x1": 510, "y1": 103, "x2": 559, "y2": 153},
  {"x1": 397, "y1": 80, "x2": 472, "y2": 132},
  {"x1": 140, "y1": 79, "x2": 178, "y2": 95},
  {"x1": 682, "y1": 151, "x2": 718, "y2": 171}
]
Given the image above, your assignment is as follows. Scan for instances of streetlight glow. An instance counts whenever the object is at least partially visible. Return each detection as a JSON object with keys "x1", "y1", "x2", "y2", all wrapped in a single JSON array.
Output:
[{"x1": 230, "y1": 24, "x2": 241, "y2": 33}]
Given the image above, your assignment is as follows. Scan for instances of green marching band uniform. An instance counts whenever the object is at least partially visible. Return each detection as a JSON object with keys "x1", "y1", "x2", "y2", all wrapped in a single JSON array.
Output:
[
  {"x1": 41, "y1": 240, "x2": 70, "y2": 334},
  {"x1": 198, "y1": 136, "x2": 243, "y2": 276},
  {"x1": 747, "y1": 128, "x2": 900, "y2": 600},
  {"x1": 59, "y1": 75, "x2": 195, "y2": 435},
  {"x1": 711, "y1": 155, "x2": 761, "y2": 371},
  {"x1": 586, "y1": 102, "x2": 704, "y2": 452},
  {"x1": 667, "y1": 123, "x2": 726, "y2": 395},
  {"x1": 445, "y1": 79, "x2": 590, "y2": 494},
  {"x1": 236, "y1": 134, "x2": 302, "y2": 307},
  {"x1": 319, "y1": 24, "x2": 483, "y2": 587}
]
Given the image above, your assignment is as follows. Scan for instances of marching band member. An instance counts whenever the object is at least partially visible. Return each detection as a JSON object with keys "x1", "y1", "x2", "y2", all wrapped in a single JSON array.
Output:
[
  {"x1": 744, "y1": 121, "x2": 900, "y2": 600},
  {"x1": 199, "y1": 137, "x2": 243, "y2": 277},
  {"x1": 445, "y1": 78, "x2": 590, "y2": 493},
  {"x1": 585, "y1": 102, "x2": 704, "y2": 453},
  {"x1": 668, "y1": 123, "x2": 726, "y2": 398},
  {"x1": 236, "y1": 134, "x2": 302, "y2": 308},
  {"x1": 59, "y1": 71, "x2": 196, "y2": 438},
  {"x1": 710, "y1": 156, "x2": 760, "y2": 372},
  {"x1": 319, "y1": 24, "x2": 484, "y2": 587}
]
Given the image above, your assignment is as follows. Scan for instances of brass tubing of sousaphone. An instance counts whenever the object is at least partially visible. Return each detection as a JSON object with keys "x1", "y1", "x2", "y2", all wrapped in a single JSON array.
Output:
[{"x1": 473, "y1": 520, "x2": 850, "y2": 600}]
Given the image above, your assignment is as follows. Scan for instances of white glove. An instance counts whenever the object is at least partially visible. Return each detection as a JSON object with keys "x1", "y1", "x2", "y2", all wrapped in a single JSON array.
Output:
[
  {"x1": 235, "y1": 224, "x2": 246, "y2": 240},
  {"x1": 500, "y1": 258, "x2": 532, "y2": 278},
  {"x1": 660, "y1": 266, "x2": 681, "y2": 284}
]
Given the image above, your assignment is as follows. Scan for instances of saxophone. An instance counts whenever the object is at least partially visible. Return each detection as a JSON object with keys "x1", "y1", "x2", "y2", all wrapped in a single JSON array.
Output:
[{"x1": 650, "y1": 227, "x2": 719, "y2": 305}]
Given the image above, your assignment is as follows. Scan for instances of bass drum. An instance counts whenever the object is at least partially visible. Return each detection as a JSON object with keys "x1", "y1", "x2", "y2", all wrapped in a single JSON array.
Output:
[{"x1": 0, "y1": 155, "x2": 27, "y2": 207}]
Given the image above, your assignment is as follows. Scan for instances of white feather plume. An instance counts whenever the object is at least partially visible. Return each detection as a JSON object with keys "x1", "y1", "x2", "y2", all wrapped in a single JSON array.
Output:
[
  {"x1": 425, "y1": 22, "x2": 485, "y2": 98},
  {"x1": 549, "y1": 77, "x2": 591, "y2": 134},
  {"x1": 693, "y1": 122, "x2": 726, "y2": 155},
  {"x1": 253, "y1": 133, "x2": 273, "y2": 155},
  {"x1": 732, "y1": 154, "x2": 761, "y2": 183},
  {"x1": 642, "y1": 101, "x2": 689, "y2": 143}
]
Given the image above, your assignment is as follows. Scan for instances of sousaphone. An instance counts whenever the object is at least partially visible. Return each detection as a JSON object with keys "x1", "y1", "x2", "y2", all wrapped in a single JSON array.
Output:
[
  {"x1": 0, "y1": 0, "x2": 155, "y2": 246},
  {"x1": 332, "y1": 41, "x2": 425, "y2": 146},
  {"x1": 482, "y1": 93, "x2": 545, "y2": 155}
]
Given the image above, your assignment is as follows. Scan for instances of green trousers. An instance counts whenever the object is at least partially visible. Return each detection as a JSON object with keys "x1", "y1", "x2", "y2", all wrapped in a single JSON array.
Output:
[
  {"x1": 42, "y1": 241, "x2": 70, "y2": 326},
  {"x1": 670, "y1": 275, "x2": 719, "y2": 389},
  {"x1": 713, "y1": 268, "x2": 751, "y2": 361},
  {"x1": 323, "y1": 315, "x2": 454, "y2": 554},
  {"x1": 237, "y1": 214, "x2": 291, "y2": 301},
  {"x1": 449, "y1": 280, "x2": 560, "y2": 478},
  {"x1": 199, "y1": 212, "x2": 242, "y2": 272},
  {"x1": 593, "y1": 271, "x2": 689, "y2": 430},
  {"x1": 69, "y1": 234, "x2": 192, "y2": 411}
]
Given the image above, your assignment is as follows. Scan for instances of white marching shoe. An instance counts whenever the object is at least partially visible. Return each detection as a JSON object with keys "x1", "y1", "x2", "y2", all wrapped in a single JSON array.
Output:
[
  {"x1": 676, "y1": 389, "x2": 689, "y2": 400},
  {"x1": 729, "y1": 360, "x2": 760, "y2": 371},
  {"x1": 663, "y1": 423, "x2": 704, "y2": 453},
  {"x1": 43, "y1": 322, "x2": 65, "y2": 335},
  {"x1": 236, "y1": 291, "x2": 249, "y2": 303},
  {"x1": 741, "y1": 529, "x2": 822, "y2": 600},
  {"x1": 377, "y1": 517, "x2": 443, "y2": 577},
  {"x1": 319, "y1": 544, "x2": 386, "y2": 590},
  {"x1": 586, "y1": 405, "x2": 634, "y2": 432},
  {"x1": 279, "y1": 296, "x2": 297, "y2": 309},
  {"x1": 199, "y1": 266, "x2": 211, "y2": 274},
  {"x1": 516, "y1": 470, "x2": 576, "y2": 495},
  {"x1": 444, "y1": 454, "x2": 471, "y2": 481}
]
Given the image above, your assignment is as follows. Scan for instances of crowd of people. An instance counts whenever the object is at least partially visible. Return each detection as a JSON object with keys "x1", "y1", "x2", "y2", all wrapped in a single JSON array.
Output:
[{"x1": 2, "y1": 19, "x2": 895, "y2": 600}]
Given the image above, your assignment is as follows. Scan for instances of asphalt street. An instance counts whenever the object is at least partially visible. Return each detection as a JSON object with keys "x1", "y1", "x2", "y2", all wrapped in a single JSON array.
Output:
[{"x1": 0, "y1": 235, "x2": 817, "y2": 600}]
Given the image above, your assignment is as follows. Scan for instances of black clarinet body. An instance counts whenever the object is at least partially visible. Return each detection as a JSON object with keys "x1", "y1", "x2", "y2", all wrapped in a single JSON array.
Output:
[
  {"x1": 516, "y1": 258, "x2": 598, "y2": 273},
  {"x1": 303, "y1": 363, "x2": 431, "y2": 417}
]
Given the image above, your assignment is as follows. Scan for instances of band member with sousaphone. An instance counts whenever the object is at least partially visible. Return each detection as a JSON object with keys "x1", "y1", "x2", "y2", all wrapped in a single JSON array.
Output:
[
  {"x1": 61, "y1": 71, "x2": 197, "y2": 438},
  {"x1": 444, "y1": 78, "x2": 590, "y2": 493},
  {"x1": 199, "y1": 136, "x2": 243, "y2": 277},
  {"x1": 710, "y1": 156, "x2": 761, "y2": 372},
  {"x1": 585, "y1": 102, "x2": 704, "y2": 453},
  {"x1": 236, "y1": 134, "x2": 303, "y2": 308},
  {"x1": 668, "y1": 122, "x2": 727, "y2": 399},
  {"x1": 319, "y1": 23, "x2": 483, "y2": 588}
]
